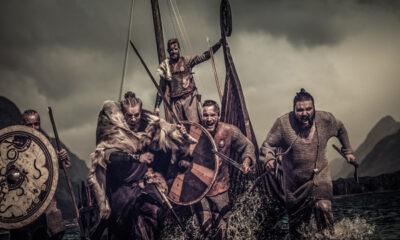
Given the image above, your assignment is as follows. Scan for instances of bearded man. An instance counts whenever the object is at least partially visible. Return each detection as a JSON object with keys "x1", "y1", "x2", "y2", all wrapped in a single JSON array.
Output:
[
  {"x1": 154, "y1": 38, "x2": 222, "y2": 123},
  {"x1": 192, "y1": 100, "x2": 255, "y2": 239},
  {"x1": 88, "y1": 91, "x2": 195, "y2": 239},
  {"x1": 9, "y1": 110, "x2": 71, "y2": 240},
  {"x1": 260, "y1": 88, "x2": 356, "y2": 239}
]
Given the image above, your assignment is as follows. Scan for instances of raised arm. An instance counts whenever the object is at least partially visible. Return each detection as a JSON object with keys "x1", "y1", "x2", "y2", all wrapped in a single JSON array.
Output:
[{"x1": 187, "y1": 39, "x2": 223, "y2": 67}]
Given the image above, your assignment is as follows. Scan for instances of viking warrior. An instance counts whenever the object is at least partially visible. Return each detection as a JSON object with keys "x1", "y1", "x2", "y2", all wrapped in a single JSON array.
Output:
[
  {"x1": 9, "y1": 109, "x2": 71, "y2": 240},
  {"x1": 154, "y1": 38, "x2": 223, "y2": 123},
  {"x1": 191, "y1": 100, "x2": 255, "y2": 239},
  {"x1": 260, "y1": 88, "x2": 356, "y2": 238},
  {"x1": 88, "y1": 91, "x2": 195, "y2": 239}
]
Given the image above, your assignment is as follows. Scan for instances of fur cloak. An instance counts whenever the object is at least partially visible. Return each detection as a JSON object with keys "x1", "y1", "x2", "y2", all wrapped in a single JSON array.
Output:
[{"x1": 88, "y1": 100, "x2": 194, "y2": 219}]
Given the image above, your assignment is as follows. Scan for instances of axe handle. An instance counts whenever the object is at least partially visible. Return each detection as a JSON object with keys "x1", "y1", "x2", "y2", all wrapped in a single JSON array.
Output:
[
  {"x1": 48, "y1": 107, "x2": 86, "y2": 240},
  {"x1": 332, "y1": 144, "x2": 358, "y2": 167}
]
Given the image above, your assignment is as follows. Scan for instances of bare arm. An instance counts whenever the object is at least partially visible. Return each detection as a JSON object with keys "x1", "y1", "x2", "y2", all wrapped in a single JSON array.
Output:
[{"x1": 187, "y1": 39, "x2": 222, "y2": 67}]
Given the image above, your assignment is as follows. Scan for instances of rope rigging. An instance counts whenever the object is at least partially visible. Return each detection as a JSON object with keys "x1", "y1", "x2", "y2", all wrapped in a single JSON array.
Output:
[{"x1": 118, "y1": 0, "x2": 135, "y2": 101}]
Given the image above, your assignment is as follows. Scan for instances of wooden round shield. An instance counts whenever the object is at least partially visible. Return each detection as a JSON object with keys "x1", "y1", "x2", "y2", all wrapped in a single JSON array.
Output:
[
  {"x1": 0, "y1": 125, "x2": 59, "y2": 229},
  {"x1": 166, "y1": 121, "x2": 219, "y2": 206}
]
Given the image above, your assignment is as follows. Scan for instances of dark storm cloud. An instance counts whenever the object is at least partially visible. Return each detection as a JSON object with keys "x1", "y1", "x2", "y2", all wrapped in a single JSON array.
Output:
[
  {"x1": 0, "y1": 0, "x2": 159, "y2": 100},
  {"x1": 183, "y1": 0, "x2": 400, "y2": 48},
  {"x1": 1, "y1": 0, "x2": 399, "y2": 166}
]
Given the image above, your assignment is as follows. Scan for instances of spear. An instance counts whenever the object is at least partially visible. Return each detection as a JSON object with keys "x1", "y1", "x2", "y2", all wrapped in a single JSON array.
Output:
[
  {"x1": 48, "y1": 107, "x2": 86, "y2": 240},
  {"x1": 155, "y1": 185, "x2": 185, "y2": 231}
]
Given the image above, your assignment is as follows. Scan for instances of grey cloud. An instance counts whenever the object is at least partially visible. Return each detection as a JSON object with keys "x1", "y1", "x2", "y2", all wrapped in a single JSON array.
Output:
[{"x1": 1, "y1": 0, "x2": 400, "y2": 167}]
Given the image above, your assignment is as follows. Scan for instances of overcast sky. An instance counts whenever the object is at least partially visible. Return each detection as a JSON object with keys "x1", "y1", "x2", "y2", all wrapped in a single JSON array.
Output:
[{"x1": 1, "y1": 0, "x2": 399, "y2": 168}]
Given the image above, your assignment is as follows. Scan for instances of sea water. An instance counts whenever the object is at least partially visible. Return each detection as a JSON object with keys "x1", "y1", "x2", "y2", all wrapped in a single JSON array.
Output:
[{"x1": 6, "y1": 190, "x2": 398, "y2": 240}]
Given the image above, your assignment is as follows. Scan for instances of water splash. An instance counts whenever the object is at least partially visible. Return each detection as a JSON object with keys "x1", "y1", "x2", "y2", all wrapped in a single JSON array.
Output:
[
  {"x1": 299, "y1": 216, "x2": 376, "y2": 240},
  {"x1": 160, "y1": 183, "x2": 286, "y2": 240},
  {"x1": 227, "y1": 188, "x2": 285, "y2": 240},
  {"x1": 160, "y1": 190, "x2": 376, "y2": 240}
]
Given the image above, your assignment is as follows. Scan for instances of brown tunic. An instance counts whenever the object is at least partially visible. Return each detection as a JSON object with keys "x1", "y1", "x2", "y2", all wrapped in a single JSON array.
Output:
[
  {"x1": 260, "y1": 111, "x2": 353, "y2": 210},
  {"x1": 156, "y1": 41, "x2": 222, "y2": 104},
  {"x1": 208, "y1": 122, "x2": 256, "y2": 196}
]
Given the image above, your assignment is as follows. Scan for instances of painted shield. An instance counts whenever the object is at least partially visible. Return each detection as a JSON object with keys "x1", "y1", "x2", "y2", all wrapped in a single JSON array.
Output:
[
  {"x1": 166, "y1": 121, "x2": 219, "y2": 206},
  {"x1": 0, "y1": 125, "x2": 59, "y2": 229}
]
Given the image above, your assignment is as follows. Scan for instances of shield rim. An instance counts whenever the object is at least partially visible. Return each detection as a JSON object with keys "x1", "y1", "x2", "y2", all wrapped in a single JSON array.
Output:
[
  {"x1": 0, "y1": 125, "x2": 59, "y2": 229},
  {"x1": 167, "y1": 121, "x2": 219, "y2": 206}
]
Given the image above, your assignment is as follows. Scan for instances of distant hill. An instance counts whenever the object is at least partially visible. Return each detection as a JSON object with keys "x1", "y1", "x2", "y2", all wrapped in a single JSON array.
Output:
[
  {"x1": 0, "y1": 96, "x2": 89, "y2": 219},
  {"x1": 331, "y1": 116, "x2": 400, "y2": 179},
  {"x1": 357, "y1": 130, "x2": 400, "y2": 177},
  {"x1": 0, "y1": 96, "x2": 21, "y2": 128}
]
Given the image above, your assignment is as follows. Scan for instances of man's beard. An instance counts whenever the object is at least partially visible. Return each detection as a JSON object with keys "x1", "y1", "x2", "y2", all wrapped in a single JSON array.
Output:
[{"x1": 295, "y1": 112, "x2": 315, "y2": 132}]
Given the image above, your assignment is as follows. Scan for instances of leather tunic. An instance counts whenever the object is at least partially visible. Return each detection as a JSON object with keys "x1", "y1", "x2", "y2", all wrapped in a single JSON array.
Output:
[{"x1": 170, "y1": 57, "x2": 196, "y2": 99}]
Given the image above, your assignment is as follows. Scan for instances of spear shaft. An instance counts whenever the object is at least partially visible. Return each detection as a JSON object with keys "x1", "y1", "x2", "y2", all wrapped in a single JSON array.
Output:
[
  {"x1": 130, "y1": 41, "x2": 180, "y2": 123},
  {"x1": 48, "y1": 107, "x2": 86, "y2": 240}
]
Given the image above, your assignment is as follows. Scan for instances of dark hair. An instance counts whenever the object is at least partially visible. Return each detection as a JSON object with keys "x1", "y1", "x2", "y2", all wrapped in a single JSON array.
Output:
[
  {"x1": 202, "y1": 100, "x2": 220, "y2": 115},
  {"x1": 167, "y1": 38, "x2": 180, "y2": 51},
  {"x1": 293, "y1": 88, "x2": 314, "y2": 109},
  {"x1": 21, "y1": 109, "x2": 40, "y2": 124},
  {"x1": 122, "y1": 91, "x2": 142, "y2": 111}
]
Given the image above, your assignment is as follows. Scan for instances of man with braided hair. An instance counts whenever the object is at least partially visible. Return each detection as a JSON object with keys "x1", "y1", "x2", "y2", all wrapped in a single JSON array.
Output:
[
  {"x1": 9, "y1": 110, "x2": 71, "y2": 240},
  {"x1": 88, "y1": 91, "x2": 196, "y2": 239},
  {"x1": 154, "y1": 38, "x2": 223, "y2": 123},
  {"x1": 260, "y1": 88, "x2": 356, "y2": 239}
]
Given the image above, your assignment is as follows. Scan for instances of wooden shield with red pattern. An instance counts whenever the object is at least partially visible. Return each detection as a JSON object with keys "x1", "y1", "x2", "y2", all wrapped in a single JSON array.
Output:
[{"x1": 166, "y1": 121, "x2": 219, "y2": 206}]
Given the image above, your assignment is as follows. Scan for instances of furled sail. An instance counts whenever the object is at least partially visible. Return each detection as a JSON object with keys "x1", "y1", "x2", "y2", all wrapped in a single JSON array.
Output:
[{"x1": 219, "y1": 0, "x2": 280, "y2": 197}]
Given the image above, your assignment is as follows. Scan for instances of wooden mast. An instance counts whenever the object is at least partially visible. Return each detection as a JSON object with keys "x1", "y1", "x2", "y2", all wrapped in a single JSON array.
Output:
[
  {"x1": 150, "y1": 0, "x2": 172, "y2": 122},
  {"x1": 151, "y1": 0, "x2": 166, "y2": 63}
]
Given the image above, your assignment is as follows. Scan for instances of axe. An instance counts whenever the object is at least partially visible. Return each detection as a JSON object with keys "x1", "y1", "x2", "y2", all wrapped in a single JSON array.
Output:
[{"x1": 332, "y1": 144, "x2": 359, "y2": 183}]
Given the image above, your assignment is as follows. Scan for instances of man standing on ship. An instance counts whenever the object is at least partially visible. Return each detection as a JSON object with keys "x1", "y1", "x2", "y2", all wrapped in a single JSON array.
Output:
[{"x1": 154, "y1": 38, "x2": 222, "y2": 123}]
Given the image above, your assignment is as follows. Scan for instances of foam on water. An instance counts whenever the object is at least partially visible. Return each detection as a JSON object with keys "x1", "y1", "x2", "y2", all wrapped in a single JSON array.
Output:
[
  {"x1": 160, "y1": 183, "x2": 286, "y2": 240},
  {"x1": 298, "y1": 216, "x2": 376, "y2": 240},
  {"x1": 160, "y1": 185, "x2": 377, "y2": 240}
]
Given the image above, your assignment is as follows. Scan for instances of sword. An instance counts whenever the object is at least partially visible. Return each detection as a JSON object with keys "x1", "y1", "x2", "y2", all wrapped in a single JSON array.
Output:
[
  {"x1": 130, "y1": 40, "x2": 180, "y2": 123},
  {"x1": 211, "y1": 149, "x2": 243, "y2": 172},
  {"x1": 332, "y1": 144, "x2": 359, "y2": 183},
  {"x1": 154, "y1": 185, "x2": 185, "y2": 231}
]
